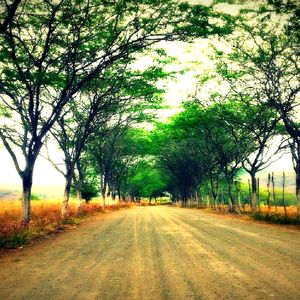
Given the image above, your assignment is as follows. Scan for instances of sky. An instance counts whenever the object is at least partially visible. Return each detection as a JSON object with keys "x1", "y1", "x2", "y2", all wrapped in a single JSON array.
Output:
[{"x1": 0, "y1": 0, "x2": 296, "y2": 196}]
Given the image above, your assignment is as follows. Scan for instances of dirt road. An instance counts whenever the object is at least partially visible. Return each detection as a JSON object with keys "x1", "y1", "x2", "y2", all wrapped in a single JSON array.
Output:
[{"x1": 0, "y1": 206, "x2": 299, "y2": 300}]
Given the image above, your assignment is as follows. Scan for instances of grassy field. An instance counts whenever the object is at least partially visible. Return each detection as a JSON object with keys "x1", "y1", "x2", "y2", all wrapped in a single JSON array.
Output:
[{"x1": 0, "y1": 198, "x2": 132, "y2": 248}]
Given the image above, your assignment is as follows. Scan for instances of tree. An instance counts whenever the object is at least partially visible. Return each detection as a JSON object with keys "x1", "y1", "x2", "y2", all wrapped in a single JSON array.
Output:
[
  {"x1": 237, "y1": 103, "x2": 285, "y2": 212},
  {"x1": 109, "y1": 129, "x2": 153, "y2": 201},
  {"x1": 214, "y1": 2, "x2": 300, "y2": 214},
  {"x1": 210, "y1": 96, "x2": 284, "y2": 211},
  {"x1": 0, "y1": 0, "x2": 231, "y2": 225},
  {"x1": 126, "y1": 160, "x2": 168, "y2": 203},
  {"x1": 186, "y1": 101, "x2": 253, "y2": 212},
  {"x1": 85, "y1": 125, "x2": 154, "y2": 204},
  {"x1": 48, "y1": 63, "x2": 164, "y2": 216},
  {"x1": 153, "y1": 110, "x2": 211, "y2": 206},
  {"x1": 72, "y1": 157, "x2": 99, "y2": 204}
]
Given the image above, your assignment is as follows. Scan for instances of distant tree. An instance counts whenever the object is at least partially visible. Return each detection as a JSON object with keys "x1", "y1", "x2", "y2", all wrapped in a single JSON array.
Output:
[
  {"x1": 80, "y1": 125, "x2": 156, "y2": 204},
  {"x1": 173, "y1": 102, "x2": 221, "y2": 206},
  {"x1": 153, "y1": 112, "x2": 211, "y2": 206},
  {"x1": 188, "y1": 102, "x2": 253, "y2": 212},
  {"x1": 128, "y1": 161, "x2": 168, "y2": 203}
]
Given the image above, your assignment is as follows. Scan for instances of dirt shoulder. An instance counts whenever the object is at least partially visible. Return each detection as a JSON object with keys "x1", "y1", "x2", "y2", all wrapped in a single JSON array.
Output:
[{"x1": 1, "y1": 206, "x2": 299, "y2": 300}]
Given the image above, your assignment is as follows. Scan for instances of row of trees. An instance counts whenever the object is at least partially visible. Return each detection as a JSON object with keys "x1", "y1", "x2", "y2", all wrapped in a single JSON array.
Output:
[
  {"x1": 72, "y1": 96, "x2": 295, "y2": 213},
  {"x1": 150, "y1": 0, "x2": 299, "y2": 214},
  {"x1": 74, "y1": 0, "x2": 300, "y2": 215},
  {"x1": 0, "y1": 0, "x2": 299, "y2": 223},
  {"x1": 0, "y1": 0, "x2": 232, "y2": 225}
]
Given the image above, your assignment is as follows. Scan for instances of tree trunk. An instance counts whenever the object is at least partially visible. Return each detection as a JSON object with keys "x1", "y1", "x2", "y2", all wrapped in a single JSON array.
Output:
[
  {"x1": 228, "y1": 181, "x2": 238, "y2": 213},
  {"x1": 100, "y1": 172, "x2": 105, "y2": 201},
  {"x1": 21, "y1": 172, "x2": 33, "y2": 227},
  {"x1": 236, "y1": 188, "x2": 241, "y2": 212},
  {"x1": 76, "y1": 189, "x2": 84, "y2": 212},
  {"x1": 250, "y1": 172, "x2": 257, "y2": 212},
  {"x1": 296, "y1": 162, "x2": 300, "y2": 218},
  {"x1": 101, "y1": 180, "x2": 107, "y2": 207},
  {"x1": 199, "y1": 189, "x2": 203, "y2": 208},
  {"x1": 74, "y1": 160, "x2": 83, "y2": 211},
  {"x1": 105, "y1": 184, "x2": 111, "y2": 206},
  {"x1": 209, "y1": 194, "x2": 214, "y2": 210},
  {"x1": 73, "y1": 176, "x2": 83, "y2": 212},
  {"x1": 248, "y1": 179, "x2": 252, "y2": 207},
  {"x1": 235, "y1": 181, "x2": 243, "y2": 213},
  {"x1": 61, "y1": 174, "x2": 72, "y2": 218},
  {"x1": 117, "y1": 188, "x2": 121, "y2": 202},
  {"x1": 76, "y1": 188, "x2": 82, "y2": 202},
  {"x1": 195, "y1": 190, "x2": 199, "y2": 208},
  {"x1": 210, "y1": 176, "x2": 219, "y2": 211},
  {"x1": 221, "y1": 189, "x2": 225, "y2": 211}
]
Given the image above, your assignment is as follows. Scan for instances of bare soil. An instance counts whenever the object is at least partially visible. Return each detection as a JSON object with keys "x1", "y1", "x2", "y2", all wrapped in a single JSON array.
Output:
[{"x1": 0, "y1": 206, "x2": 299, "y2": 300}]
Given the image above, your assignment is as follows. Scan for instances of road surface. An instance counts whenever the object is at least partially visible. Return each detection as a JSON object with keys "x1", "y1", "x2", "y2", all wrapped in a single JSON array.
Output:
[{"x1": 0, "y1": 206, "x2": 299, "y2": 299}]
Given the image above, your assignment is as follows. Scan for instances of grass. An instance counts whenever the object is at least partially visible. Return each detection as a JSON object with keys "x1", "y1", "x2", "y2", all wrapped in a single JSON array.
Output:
[
  {"x1": 250, "y1": 205, "x2": 300, "y2": 225},
  {"x1": 240, "y1": 182, "x2": 296, "y2": 206},
  {"x1": 176, "y1": 199, "x2": 299, "y2": 225},
  {"x1": 0, "y1": 199, "x2": 132, "y2": 249},
  {"x1": 202, "y1": 204, "x2": 300, "y2": 225}
]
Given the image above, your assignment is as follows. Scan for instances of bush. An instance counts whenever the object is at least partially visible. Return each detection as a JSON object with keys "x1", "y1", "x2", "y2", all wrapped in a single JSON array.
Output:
[
  {"x1": 0, "y1": 228, "x2": 30, "y2": 248},
  {"x1": 31, "y1": 193, "x2": 41, "y2": 201},
  {"x1": 81, "y1": 182, "x2": 98, "y2": 202}
]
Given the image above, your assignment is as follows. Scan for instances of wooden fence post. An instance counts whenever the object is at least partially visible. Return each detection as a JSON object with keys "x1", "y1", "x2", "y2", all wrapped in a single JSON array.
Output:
[
  {"x1": 271, "y1": 172, "x2": 277, "y2": 212},
  {"x1": 282, "y1": 171, "x2": 287, "y2": 218},
  {"x1": 267, "y1": 173, "x2": 271, "y2": 214},
  {"x1": 257, "y1": 178, "x2": 260, "y2": 213},
  {"x1": 248, "y1": 179, "x2": 251, "y2": 208}
]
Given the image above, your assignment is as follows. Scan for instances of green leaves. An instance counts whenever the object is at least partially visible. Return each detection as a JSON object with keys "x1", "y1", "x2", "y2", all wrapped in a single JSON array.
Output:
[{"x1": 0, "y1": 104, "x2": 12, "y2": 118}]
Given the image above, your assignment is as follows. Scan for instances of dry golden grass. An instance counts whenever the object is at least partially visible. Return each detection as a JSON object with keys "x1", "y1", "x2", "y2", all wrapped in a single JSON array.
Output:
[
  {"x1": 214, "y1": 204, "x2": 297, "y2": 217},
  {"x1": 0, "y1": 199, "x2": 132, "y2": 248},
  {"x1": 243, "y1": 204, "x2": 298, "y2": 217},
  {"x1": 206, "y1": 204, "x2": 299, "y2": 224}
]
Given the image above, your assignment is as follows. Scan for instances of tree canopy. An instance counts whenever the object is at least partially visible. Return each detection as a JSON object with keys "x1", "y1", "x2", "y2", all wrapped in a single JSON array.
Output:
[{"x1": 0, "y1": 0, "x2": 299, "y2": 224}]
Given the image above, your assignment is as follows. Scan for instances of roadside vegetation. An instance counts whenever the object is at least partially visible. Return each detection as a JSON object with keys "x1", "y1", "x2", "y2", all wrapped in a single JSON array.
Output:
[{"x1": 0, "y1": 199, "x2": 132, "y2": 248}]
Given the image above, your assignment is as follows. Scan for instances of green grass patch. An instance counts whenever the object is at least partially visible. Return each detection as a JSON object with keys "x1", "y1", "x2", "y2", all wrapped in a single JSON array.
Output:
[
  {"x1": 61, "y1": 217, "x2": 83, "y2": 226},
  {"x1": 0, "y1": 229, "x2": 30, "y2": 248}
]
